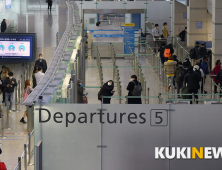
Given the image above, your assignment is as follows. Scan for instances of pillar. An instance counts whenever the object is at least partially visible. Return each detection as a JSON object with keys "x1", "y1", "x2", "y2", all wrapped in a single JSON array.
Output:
[
  {"x1": 187, "y1": 0, "x2": 208, "y2": 47},
  {"x1": 212, "y1": 0, "x2": 222, "y2": 67},
  {"x1": 173, "y1": 0, "x2": 187, "y2": 38}
]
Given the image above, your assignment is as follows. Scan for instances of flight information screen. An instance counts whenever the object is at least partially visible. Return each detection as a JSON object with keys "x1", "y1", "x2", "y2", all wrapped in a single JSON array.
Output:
[{"x1": 0, "y1": 33, "x2": 35, "y2": 62}]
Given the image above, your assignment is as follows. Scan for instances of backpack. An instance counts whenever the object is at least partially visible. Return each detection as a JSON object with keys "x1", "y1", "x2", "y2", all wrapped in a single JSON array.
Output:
[
  {"x1": 164, "y1": 48, "x2": 171, "y2": 58},
  {"x1": 132, "y1": 81, "x2": 142, "y2": 96},
  {"x1": 98, "y1": 87, "x2": 104, "y2": 101},
  {"x1": 195, "y1": 69, "x2": 201, "y2": 82},
  {"x1": 181, "y1": 86, "x2": 189, "y2": 99},
  {"x1": 190, "y1": 48, "x2": 196, "y2": 59}
]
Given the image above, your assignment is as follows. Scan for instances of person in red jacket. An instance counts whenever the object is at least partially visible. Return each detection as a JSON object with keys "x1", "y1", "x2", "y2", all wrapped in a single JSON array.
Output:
[{"x1": 212, "y1": 60, "x2": 221, "y2": 93}]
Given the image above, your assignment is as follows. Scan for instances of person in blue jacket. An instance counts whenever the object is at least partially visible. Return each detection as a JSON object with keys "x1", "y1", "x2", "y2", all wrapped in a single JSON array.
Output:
[{"x1": 201, "y1": 56, "x2": 209, "y2": 94}]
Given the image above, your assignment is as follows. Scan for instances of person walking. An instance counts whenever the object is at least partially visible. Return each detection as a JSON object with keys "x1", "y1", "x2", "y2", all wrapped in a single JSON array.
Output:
[
  {"x1": 201, "y1": 56, "x2": 209, "y2": 94},
  {"x1": 34, "y1": 54, "x2": 48, "y2": 73},
  {"x1": 159, "y1": 42, "x2": 166, "y2": 65},
  {"x1": 77, "y1": 80, "x2": 84, "y2": 103},
  {"x1": 152, "y1": 24, "x2": 161, "y2": 53},
  {"x1": 20, "y1": 80, "x2": 33, "y2": 123},
  {"x1": 211, "y1": 60, "x2": 221, "y2": 94},
  {"x1": 198, "y1": 43, "x2": 207, "y2": 61},
  {"x1": 99, "y1": 80, "x2": 114, "y2": 104},
  {"x1": 174, "y1": 63, "x2": 185, "y2": 98},
  {"x1": 126, "y1": 75, "x2": 142, "y2": 104},
  {"x1": 1, "y1": 19, "x2": 7, "y2": 33},
  {"x1": 3, "y1": 72, "x2": 17, "y2": 112},
  {"x1": 35, "y1": 66, "x2": 45, "y2": 85},
  {"x1": 164, "y1": 56, "x2": 177, "y2": 89},
  {"x1": 184, "y1": 65, "x2": 200, "y2": 104},
  {"x1": 179, "y1": 27, "x2": 187, "y2": 42},
  {"x1": 48, "y1": 0, "x2": 52, "y2": 11}
]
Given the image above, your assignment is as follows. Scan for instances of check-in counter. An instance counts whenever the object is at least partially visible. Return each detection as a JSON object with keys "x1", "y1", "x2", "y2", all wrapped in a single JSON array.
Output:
[{"x1": 90, "y1": 26, "x2": 124, "y2": 59}]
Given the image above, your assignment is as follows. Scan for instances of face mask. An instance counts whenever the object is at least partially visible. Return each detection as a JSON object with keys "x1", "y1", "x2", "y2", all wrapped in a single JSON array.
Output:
[
  {"x1": 220, "y1": 63, "x2": 221, "y2": 65},
  {"x1": 9, "y1": 77, "x2": 13, "y2": 79},
  {"x1": 40, "y1": 57, "x2": 43, "y2": 60},
  {"x1": 108, "y1": 82, "x2": 112, "y2": 86},
  {"x1": 131, "y1": 79, "x2": 133, "y2": 81}
]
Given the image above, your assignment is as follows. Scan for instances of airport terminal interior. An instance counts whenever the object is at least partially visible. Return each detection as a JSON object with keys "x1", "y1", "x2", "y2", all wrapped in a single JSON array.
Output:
[{"x1": 0, "y1": 0, "x2": 222, "y2": 169}]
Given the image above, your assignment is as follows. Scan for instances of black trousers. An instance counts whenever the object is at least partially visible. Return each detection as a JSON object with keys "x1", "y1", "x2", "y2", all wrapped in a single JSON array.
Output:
[
  {"x1": 48, "y1": 2, "x2": 52, "y2": 10},
  {"x1": 188, "y1": 89, "x2": 198, "y2": 104},
  {"x1": 201, "y1": 76, "x2": 206, "y2": 93},
  {"x1": 214, "y1": 83, "x2": 222, "y2": 95},
  {"x1": 176, "y1": 82, "x2": 182, "y2": 95}
]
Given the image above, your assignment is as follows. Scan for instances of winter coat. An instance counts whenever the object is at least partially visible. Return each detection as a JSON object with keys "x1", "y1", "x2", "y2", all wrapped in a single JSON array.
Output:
[
  {"x1": 212, "y1": 64, "x2": 221, "y2": 83},
  {"x1": 179, "y1": 30, "x2": 186, "y2": 41},
  {"x1": 126, "y1": 80, "x2": 142, "y2": 104},
  {"x1": 174, "y1": 65, "x2": 184, "y2": 83},
  {"x1": 199, "y1": 47, "x2": 207, "y2": 59},
  {"x1": 77, "y1": 84, "x2": 83, "y2": 103},
  {"x1": 184, "y1": 70, "x2": 200, "y2": 91},
  {"x1": 201, "y1": 61, "x2": 209, "y2": 75},
  {"x1": 159, "y1": 44, "x2": 166, "y2": 64},
  {"x1": 3, "y1": 77, "x2": 17, "y2": 93},
  {"x1": 1, "y1": 21, "x2": 7, "y2": 32},
  {"x1": 164, "y1": 60, "x2": 177, "y2": 76},
  {"x1": 216, "y1": 70, "x2": 222, "y2": 84},
  {"x1": 102, "y1": 80, "x2": 114, "y2": 104}
]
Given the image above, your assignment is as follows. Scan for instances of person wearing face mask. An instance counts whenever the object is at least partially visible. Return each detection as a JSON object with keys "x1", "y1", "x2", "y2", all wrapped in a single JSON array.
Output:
[
  {"x1": 77, "y1": 79, "x2": 84, "y2": 103},
  {"x1": 126, "y1": 75, "x2": 142, "y2": 104},
  {"x1": 98, "y1": 80, "x2": 114, "y2": 104},
  {"x1": 211, "y1": 60, "x2": 221, "y2": 94},
  {"x1": 179, "y1": 27, "x2": 187, "y2": 42},
  {"x1": 34, "y1": 54, "x2": 47, "y2": 73},
  {"x1": 3, "y1": 72, "x2": 17, "y2": 112},
  {"x1": 152, "y1": 24, "x2": 161, "y2": 53},
  {"x1": 201, "y1": 56, "x2": 209, "y2": 94}
]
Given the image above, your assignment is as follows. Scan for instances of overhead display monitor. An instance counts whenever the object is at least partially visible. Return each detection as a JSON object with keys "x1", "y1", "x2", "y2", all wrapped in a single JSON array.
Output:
[{"x1": 0, "y1": 33, "x2": 35, "y2": 62}]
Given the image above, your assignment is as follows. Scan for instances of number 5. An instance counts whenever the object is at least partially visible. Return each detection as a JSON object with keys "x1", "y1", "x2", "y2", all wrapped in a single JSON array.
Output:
[{"x1": 155, "y1": 112, "x2": 163, "y2": 124}]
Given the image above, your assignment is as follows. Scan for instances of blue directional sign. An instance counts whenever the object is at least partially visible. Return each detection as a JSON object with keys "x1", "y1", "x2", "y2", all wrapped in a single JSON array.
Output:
[{"x1": 124, "y1": 23, "x2": 135, "y2": 54}]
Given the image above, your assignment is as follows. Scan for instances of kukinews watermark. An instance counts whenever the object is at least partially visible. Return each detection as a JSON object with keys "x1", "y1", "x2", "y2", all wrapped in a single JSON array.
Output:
[{"x1": 155, "y1": 147, "x2": 222, "y2": 159}]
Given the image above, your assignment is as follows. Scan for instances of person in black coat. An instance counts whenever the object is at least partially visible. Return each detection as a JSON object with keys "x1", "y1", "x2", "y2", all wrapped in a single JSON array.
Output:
[
  {"x1": 1, "y1": 19, "x2": 7, "y2": 33},
  {"x1": 179, "y1": 27, "x2": 187, "y2": 42},
  {"x1": 159, "y1": 42, "x2": 166, "y2": 65},
  {"x1": 126, "y1": 75, "x2": 142, "y2": 104},
  {"x1": 198, "y1": 43, "x2": 207, "y2": 60},
  {"x1": 184, "y1": 66, "x2": 200, "y2": 104},
  {"x1": 3, "y1": 72, "x2": 17, "y2": 111},
  {"x1": 101, "y1": 80, "x2": 114, "y2": 104},
  {"x1": 34, "y1": 54, "x2": 47, "y2": 73}
]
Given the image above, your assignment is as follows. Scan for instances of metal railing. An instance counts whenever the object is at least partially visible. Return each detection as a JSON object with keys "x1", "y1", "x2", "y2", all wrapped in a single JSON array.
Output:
[
  {"x1": 14, "y1": 130, "x2": 35, "y2": 170},
  {"x1": 96, "y1": 46, "x2": 103, "y2": 87},
  {"x1": 126, "y1": 44, "x2": 149, "y2": 104},
  {"x1": 110, "y1": 44, "x2": 122, "y2": 104},
  {"x1": 1, "y1": 103, "x2": 9, "y2": 139}
]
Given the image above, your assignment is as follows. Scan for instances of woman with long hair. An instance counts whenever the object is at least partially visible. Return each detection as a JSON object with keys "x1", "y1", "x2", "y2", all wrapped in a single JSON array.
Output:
[{"x1": 20, "y1": 80, "x2": 33, "y2": 123}]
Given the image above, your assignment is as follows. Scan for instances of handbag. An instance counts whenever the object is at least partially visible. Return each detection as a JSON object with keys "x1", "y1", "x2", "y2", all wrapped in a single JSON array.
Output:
[{"x1": 23, "y1": 87, "x2": 29, "y2": 102}]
